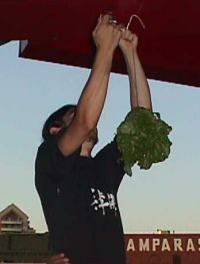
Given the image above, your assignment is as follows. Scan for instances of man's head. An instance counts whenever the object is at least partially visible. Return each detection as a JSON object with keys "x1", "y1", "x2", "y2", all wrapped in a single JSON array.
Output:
[
  {"x1": 42, "y1": 105, "x2": 76, "y2": 141},
  {"x1": 42, "y1": 105, "x2": 98, "y2": 152}
]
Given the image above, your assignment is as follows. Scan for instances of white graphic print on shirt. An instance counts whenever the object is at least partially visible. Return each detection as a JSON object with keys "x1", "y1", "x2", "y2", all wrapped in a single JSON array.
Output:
[{"x1": 90, "y1": 188, "x2": 118, "y2": 216}]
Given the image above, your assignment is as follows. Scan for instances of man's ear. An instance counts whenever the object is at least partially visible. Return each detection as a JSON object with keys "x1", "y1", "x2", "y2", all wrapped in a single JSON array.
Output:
[{"x1": 49, "y1": 126, "x2": 61, "y2": 135}]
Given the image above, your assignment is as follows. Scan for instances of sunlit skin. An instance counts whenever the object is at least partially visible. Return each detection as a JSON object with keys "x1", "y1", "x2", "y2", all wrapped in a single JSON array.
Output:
[
  {"x1": 46, "y1": 254, "x2": 70, "y2": 264},
  {"x1": 46, "y1": 12, "x2": 152, "y2": 264}
]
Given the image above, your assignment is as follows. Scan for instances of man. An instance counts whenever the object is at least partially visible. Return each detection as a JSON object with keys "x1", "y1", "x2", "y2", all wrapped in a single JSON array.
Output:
[{"x1": 35, "y1": 13, "x2": 152, "y2": 264}]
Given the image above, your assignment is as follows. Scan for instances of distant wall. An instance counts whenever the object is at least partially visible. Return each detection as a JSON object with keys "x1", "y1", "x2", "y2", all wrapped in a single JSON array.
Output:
[
  {"x1": 1, "y1": 233, "x2": 200, "y2": 263},
  {"x1": 0, "y1": 233, "x2": 50, "y2": 262}
]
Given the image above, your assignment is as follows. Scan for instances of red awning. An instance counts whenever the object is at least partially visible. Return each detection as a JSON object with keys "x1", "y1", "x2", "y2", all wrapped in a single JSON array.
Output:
[{"x1": 1, "y1": 0, "x2": 200, "y2": 87}]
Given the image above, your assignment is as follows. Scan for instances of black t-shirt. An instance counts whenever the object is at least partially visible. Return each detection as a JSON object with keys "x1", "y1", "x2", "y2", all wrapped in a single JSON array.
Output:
[{"x1": 35, "y1": 137, "x2": 126, "y2": 264}]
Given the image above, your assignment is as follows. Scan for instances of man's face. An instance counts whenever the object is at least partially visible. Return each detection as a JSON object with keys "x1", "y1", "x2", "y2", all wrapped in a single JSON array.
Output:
[{"x1": 62, "y1": 107, "x2": 76, "y2": 127}]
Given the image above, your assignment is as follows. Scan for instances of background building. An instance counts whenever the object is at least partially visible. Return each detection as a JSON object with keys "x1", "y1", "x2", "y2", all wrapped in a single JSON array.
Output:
[
  {"x1": 0, "y1": 204, "x2": 35, "y2": 234},
  {"x1": 0, "y1": 204, "x2": 47, "y2": 262},
  {"x1": 0, "y1": 205, "x2": 200, "y2": 263}
]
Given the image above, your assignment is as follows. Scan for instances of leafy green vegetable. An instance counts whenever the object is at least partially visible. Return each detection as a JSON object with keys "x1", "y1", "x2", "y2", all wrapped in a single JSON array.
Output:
[{"x1": 116, "y1": 107, "x2": 172, "y2": 176}]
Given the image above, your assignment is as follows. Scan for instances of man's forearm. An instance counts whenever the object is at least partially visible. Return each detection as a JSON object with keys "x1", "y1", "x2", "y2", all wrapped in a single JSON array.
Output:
[
  {"x1": 124, "y1": 51, "x2": 152, "y2": 111},
  {"x1": 76, "y1": 48, "x2": 114, "y2": 129}
]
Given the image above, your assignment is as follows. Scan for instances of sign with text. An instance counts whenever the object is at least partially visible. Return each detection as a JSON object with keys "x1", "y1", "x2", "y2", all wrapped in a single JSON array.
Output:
[{"x1": 124, "y1": 234, "x2": 200, "y2": 264}]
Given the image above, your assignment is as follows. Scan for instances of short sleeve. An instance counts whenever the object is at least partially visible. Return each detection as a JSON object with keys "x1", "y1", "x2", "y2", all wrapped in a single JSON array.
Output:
[
  {"x1": 35, "y1": 137, "x2": 80, "y2": 184},
  {"x1": 95, "y1": 137, "x2": 125, "y2": 193}
]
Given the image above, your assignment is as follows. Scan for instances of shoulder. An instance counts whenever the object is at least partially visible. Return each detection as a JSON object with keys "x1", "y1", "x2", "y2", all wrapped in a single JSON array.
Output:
[
  {"x1": 35, "y1": 137, "x2": 81, "y2": 186},
  {"x1": 35, "y1": 139, "x2": 55, "y2": 171},
  {"x1": 37, "y1": 137, "x2": 80, "y2": 158},
  {"x1": 36, "y1": 138, "x2": 56, "y2": 163},
  {"x1": 36, "y1": 137, "x2": 81, "y2": 170},
  {"x1": 95, "y1": 136, "x2": 120, "y2": 160}
]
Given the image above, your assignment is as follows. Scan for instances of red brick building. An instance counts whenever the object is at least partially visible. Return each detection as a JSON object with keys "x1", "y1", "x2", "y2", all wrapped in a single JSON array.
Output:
[{"x1": 125, "y1": 234, "x2": 200, "y2": 264}]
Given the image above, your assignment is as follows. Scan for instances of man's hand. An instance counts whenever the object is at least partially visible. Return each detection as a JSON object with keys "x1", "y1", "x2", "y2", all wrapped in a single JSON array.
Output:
[
  {"x1": 119, "y1": 28, "x2": 138, "y2": 56},
  {"x1": 92, "y1": 14, "x2": 122, "y2": 53},
  {"x1": 46, "y1": 254, "x2": 71, "y2": 264}
]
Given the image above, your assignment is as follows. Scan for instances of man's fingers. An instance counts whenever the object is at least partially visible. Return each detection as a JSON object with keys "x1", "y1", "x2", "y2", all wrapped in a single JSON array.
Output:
[
  {"x1": 98, "y1": 14, "x2": 102, "y2": 22},
  {"x1": 120, "y1": 28, "x2": 135, "y2": 42},
  {"x1": 126, "y1": 32, "x2": 134, "y2": 41},
  {"x1": 124, "y1": 30, "x2": 132, "y2": 39},
  {"x1": 113, "y1": 25, "x2": 123, "y2": 39},
  {"x1": 47, "y1": 254, "x2": 71, "y2": 264},
  {"x1": 54, "y1": 258, "x2": 70, "y2": 264},
  {"x1": 93, "y1": 14, "x2": 103, "y2": 34},
  {"x1": 101, "y1": 13, "x2": 113, "y2": 24},
  {"x1": 130, "y1": 35, "x2": 134, "y2": 42},
  {"x1": 54, "y1": 261, "x2": 70, "y2": 264},
  {"x1": 50, "y1": 254, "x2": 64, "y2": 261},
  {"x1": 118, "y1": 23, "x2": 126, "y2": 31},
  {"x1": 93, "y1": 13, "x2": 113, "y2": 34},
  {"x1": 108, "y1": 18, "x2": 118, "y2": 26}
]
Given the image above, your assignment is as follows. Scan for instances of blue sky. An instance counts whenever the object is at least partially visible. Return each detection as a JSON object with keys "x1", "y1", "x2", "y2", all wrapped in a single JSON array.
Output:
[{"x1": 0, "y1": 42, "x2": 200, "y2": 234}]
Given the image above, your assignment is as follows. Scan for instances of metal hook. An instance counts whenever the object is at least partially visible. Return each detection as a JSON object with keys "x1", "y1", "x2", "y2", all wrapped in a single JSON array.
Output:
[{"x1": 126, "y1": 14, "x2": 146, "y2": 30}]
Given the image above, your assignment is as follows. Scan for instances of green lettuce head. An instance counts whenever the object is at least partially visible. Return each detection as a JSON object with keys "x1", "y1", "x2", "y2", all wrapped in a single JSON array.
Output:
[{"x1": 116, "y1": 107, "x2": 172, "y2": 176}]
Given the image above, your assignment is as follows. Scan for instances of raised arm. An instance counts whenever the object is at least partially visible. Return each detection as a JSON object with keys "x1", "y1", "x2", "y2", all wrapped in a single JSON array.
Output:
[
  {"x1": 58, "y1": 15, "x2": 122, "y2": 155},
  {"x1": 119, "y1": 29, "x2": 152, "y2": 111}
]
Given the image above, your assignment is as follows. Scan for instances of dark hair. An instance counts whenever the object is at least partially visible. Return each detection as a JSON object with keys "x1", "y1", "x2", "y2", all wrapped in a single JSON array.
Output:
[{"x1": 42, "y1": 104, "x2": 76, "y2": 141}]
